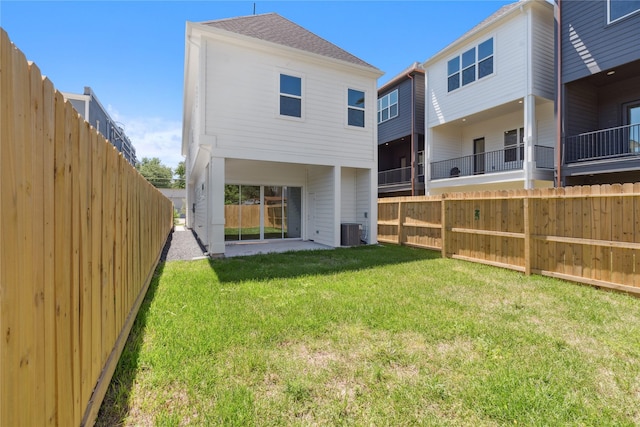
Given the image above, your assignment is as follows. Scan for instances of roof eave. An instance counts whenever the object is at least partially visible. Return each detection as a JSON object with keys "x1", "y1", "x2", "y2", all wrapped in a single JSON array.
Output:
[
  {"x1": 423, "y1": 0, "x2": 549, "y2": 68},
  {"x1": 190, "y1": 21, "x2": 383, "y2": 78},
  {"x1": 378, "y1": 62, "x2": 425, "y2": 93}
]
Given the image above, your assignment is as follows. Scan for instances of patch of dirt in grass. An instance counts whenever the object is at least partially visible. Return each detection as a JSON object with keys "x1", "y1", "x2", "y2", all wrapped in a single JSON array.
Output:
[
  {"x1": 124, "y1": 383, "x2": 197, "y2": 427},
  {"x1": 293, "y1": 343, "x2": 341, "y2": 369}
]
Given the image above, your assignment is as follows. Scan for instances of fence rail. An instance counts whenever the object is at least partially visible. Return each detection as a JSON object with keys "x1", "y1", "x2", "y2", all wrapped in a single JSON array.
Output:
[
  {"x1": 378, "y1": 183, "x2": 640, "y2": 296},
  {"x1": 0, "y1": 30, "x2": 174, "y2": 426}
]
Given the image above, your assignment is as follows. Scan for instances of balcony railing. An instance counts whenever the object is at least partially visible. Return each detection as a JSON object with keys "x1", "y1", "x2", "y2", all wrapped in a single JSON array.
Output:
[
  {"x1": 565, "y1": 123, "x2": 640, "y2": 163},
  {"x1": 378, "y1": 151, "x2": 425, "y2": 186},
  {"x1": 430, "y1": 145, "x2": 554, "y2": 180},
  {"x1": 379, "y1": 167, "x2": 412, "y2": 185}
]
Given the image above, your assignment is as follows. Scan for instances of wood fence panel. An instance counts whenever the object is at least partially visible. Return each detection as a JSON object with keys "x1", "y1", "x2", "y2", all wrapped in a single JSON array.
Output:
[
  {"x1": 1, "y1": 31, "x2": 173, "y2": 426},
  {"x1": 379, "y1": 184, "x2": 640, "y2": 296}
]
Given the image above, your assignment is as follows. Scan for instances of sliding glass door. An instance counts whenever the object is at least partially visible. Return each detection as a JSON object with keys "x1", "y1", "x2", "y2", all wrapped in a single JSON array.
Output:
[{"x1": 224, "y1": 184, "x2": 301, "y2": 241}]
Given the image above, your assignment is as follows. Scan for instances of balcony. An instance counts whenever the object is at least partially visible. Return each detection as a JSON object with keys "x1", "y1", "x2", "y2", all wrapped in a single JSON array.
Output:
[
  {"x1": 564, "y1": 123, "x2": 640, "y2": 163},
  {"x1": 431, "y1": 145, "x2": 554, "y2": 180},
  {"x1": 378, "y1": 163, "x2": 425, "y2": 186},
  {"x1": 378, "y1": 151, "x2": 425, "y2": 186}
]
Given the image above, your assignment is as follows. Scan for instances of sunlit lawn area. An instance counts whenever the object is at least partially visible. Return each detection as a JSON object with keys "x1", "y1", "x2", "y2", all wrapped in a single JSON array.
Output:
[{"x1": 97, "y1": 244, "x2": 640, "y2": 426}]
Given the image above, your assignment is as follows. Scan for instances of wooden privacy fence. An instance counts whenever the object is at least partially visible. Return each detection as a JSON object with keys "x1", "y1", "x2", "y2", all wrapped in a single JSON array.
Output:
[
  {"x1": 378, "y1": 183, "x2": 640, "y2": 296},
  {"x1": 0, "y1": 30, "x2": 173, "y2": 426}
]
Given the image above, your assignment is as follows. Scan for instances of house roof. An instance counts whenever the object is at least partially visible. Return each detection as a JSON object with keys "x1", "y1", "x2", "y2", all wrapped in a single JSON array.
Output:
[
  {"x1": 200, "y1": 13, "x2": 380, "y2": 72},
  {"x1": 378, "y1": 62, "x2": 424, "y2": 94}
]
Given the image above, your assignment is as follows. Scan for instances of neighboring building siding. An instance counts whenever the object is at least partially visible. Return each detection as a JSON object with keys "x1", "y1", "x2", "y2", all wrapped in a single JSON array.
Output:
[
  {"x1": 531, "y1": 4, "x2": 555, "y2": 99},
  {"x1": 427, "y1": 15, "x2": 528, "y2": 127},
  {"x1": 596, "y1": 74, "x2": 640, "y2": 129},
  {"x1": 562, "y1": 0, "x2": 640, "y2": 83},
  {"x1": 202, "y1": 37, "x2": 376, "y2": 167},
  {"x1": 414, "y1": 73, "x2": 426, "y2": 134},
  {"x1": 378, "y1": 79, "x2": 413, "y2": 144},
  {"x1": 536, "y1": 101, "x2": 556, "y2": 147},
  {"x1": 565, "y1": 79, "x2": 599, "y2": 135}
]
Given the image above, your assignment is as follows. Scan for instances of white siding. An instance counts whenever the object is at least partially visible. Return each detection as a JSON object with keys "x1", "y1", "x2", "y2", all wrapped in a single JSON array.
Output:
[
  {"x1": 225, "y1": 159, "x2": 307, "y2": 186},
  {"x1": 307, "y1": 165, "x2": 334, "y2": 246},
  {"x1": 203, "y1": 37, "x2": 377, "y2": 168},
  {"x1": 536, "y1": 101, "x2": 555, "y2": 148},
  {"x1": 340, "y1": 168, "x2": 357, "y2": 223},
  {"x1": 355, "y1": 169, "x2": 372, "y2": 243},
  {"x1": 462, "y1": 110, "x2": 525, "y2": 154},
  {"x1": 193, "y1": 163, "x2": 208, "y2": 240},
  {"x1": 531, "y1": 5, "x2": 555, "y2": 100},
  {"x1": 426, "y1": 14, "x2": 528, "y2": 127},
  {"x1": 431, "y1": 127, "x2": 463, "y2": 162}
]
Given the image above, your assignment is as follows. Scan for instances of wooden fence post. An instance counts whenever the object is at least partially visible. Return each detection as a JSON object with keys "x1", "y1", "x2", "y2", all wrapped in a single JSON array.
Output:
[
  {"x1": 441, "y1": 194, "x2": 447, "y2": 258},
  {"x1": 397, "y1": 200, "x2": 404, "y2": 245},
  {"x1": 524, "y1": 196, "x2": 531, "y2": 275}
]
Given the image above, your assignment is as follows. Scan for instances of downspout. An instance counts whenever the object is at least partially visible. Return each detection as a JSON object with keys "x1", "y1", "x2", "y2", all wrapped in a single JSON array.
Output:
[
  {"x1": 407, "y1": 70, "x2": 415, "y2": 196},
  {"x1": 555, "y1": 0, "x2": 563, "y2": 187}
]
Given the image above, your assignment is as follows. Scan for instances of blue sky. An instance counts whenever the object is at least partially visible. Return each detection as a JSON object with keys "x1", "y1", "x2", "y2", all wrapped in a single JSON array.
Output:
[{"x1": 1, "y1": 0, "x2": 513, "y2": 170}]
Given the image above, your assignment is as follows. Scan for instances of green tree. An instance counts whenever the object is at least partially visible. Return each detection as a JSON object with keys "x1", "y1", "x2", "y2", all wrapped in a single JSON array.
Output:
[
  {"x1": 136, "y1": 157, "x2": 173, "y2": 188},
  {"x1": 172, "y1": 161, "x2": 186, "y2": 189}
]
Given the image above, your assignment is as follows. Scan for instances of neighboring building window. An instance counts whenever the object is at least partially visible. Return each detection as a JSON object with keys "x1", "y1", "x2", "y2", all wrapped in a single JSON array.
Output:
[
  {"x1": 377, "y1": 89, "x2": 398, "y2": 124},
  {"x1": 348, "y1": 89, "x2": 365, "y2": 127},
  {"x1": 447, "y1": 38, "x2": 494, "y2": 92},
  {"x1": 280, "y1": 74, "x2": 302, "y2": 118},
  {"x1": 504, "y1": 128, "x2": 524, "y2": 162},
  {"x1": 608, "y1": 0, "x2": 640, "y2": 22}
]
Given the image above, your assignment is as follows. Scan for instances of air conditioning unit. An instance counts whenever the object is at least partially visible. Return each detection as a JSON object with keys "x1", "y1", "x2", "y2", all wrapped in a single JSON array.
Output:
[{"x1": 341, "y1": 223, "x2": 360, "y2": 246}]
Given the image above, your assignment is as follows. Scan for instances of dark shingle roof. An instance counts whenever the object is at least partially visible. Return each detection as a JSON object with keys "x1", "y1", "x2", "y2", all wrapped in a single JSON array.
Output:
[{"x1": 201, "y1": 13, "x2": 379, "y2": 71}]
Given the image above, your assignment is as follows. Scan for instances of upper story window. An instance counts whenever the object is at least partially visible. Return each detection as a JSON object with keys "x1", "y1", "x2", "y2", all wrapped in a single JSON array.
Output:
[
  {"x1": 377, "y1": 89, "x2": 398, "y2": 124},
  {"x1": 608, "y1": 0, "x2": 640, "y2": 23},
  {"x1": 280, "y1": 74, "x2": 302, "y2": 118},
  {"x1": 447, "y1": 38, "x2": 494, "y2": 92},
  {"x1": 348, "y1": 89, "x2": 365, "y2": 127}
]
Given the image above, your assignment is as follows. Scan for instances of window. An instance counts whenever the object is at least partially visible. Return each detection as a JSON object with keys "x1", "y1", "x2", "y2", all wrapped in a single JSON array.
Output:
[
  {"x1": 280, "y1": 74, "x2": 302, "y2": 117},
  {"x1": 504, "y1": 128, "x2": 524, "y2": 163},
  {"x1": 348, "y1": 89, "x2": 365, "y2": 127},
  {"x1": 377, "y1": 89, "x2": 398, "y2": 124},
  {"x1": 608, "y1": 0, "x2": 640, "y2": 22},
  {"x1": 447, "y1": 38, "x2": 494, "y2": 92}
]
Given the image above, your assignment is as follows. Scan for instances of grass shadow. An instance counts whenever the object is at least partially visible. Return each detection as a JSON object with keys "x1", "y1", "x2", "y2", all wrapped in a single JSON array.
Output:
[
  {"x1": 209, "y1": 243, "x2": 441, "y2": 284},
  {"x1": 94, "y1": 260, "x2": 166, "y2": 426}
]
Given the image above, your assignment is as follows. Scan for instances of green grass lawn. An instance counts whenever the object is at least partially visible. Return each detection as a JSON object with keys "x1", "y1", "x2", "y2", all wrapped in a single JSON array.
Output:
[{"x1": 97, "y1": 244, "x2": 640, "y2": 426}]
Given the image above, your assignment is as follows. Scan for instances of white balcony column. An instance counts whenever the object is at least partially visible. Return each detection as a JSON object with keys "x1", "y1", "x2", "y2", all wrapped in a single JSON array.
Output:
[
  {"x1": 425, "y1": 127, "x2": 433, "y2": 195},
  {"x1": 523, "y1": 94, "x2": 536, "y2": 189}
]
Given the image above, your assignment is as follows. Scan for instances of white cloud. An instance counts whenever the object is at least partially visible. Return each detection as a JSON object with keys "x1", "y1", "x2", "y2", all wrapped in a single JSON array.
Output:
[{"x1": 108, "y1": 106, "x2": 184, "y2": 170}]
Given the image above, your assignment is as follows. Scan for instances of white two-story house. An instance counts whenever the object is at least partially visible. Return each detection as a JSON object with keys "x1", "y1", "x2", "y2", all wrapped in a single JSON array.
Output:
[
  {"x1": 182, "y1": 13, "x2": 383, "y2": 256},
  {"x1": 424, "y1": 0, "x2": 556, "y2": 195}
]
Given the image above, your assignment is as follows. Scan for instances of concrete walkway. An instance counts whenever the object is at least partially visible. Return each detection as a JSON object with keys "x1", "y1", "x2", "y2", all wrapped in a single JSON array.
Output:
[{"x1": 161, "y1": 225, "x2": 331, "y2": 261}]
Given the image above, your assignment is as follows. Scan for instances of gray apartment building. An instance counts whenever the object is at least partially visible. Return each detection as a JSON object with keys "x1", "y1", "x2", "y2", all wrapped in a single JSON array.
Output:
[{"x1": 63, "y1": 87, "x2": 137, "y2": 165}]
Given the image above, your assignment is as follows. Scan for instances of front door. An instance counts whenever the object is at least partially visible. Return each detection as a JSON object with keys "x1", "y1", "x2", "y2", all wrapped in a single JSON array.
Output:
[{"x1": 474, "y1": 138, "x2": 485, "y2": 174}]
